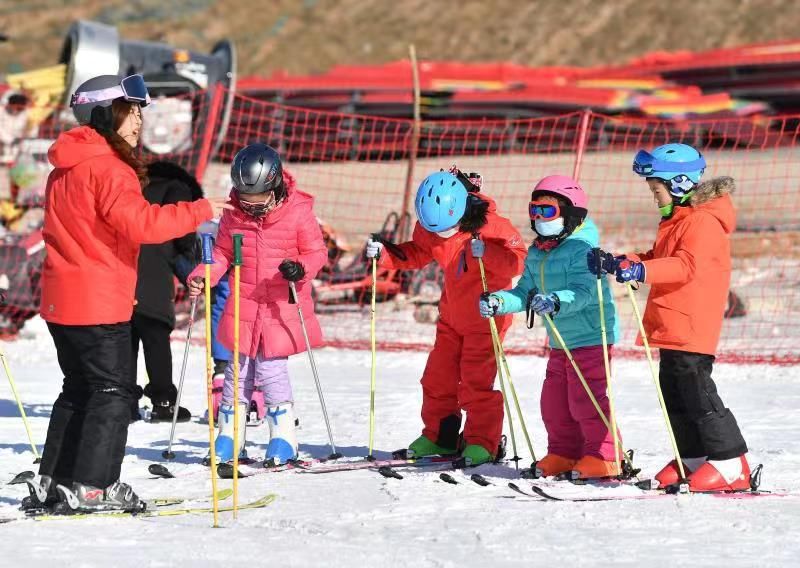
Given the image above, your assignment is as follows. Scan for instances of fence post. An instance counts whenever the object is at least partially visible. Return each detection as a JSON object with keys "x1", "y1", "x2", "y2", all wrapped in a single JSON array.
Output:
[
  {"x1": 399, "y1": 44, "x2": 422, "y2": 242},
  {"x1": 195, "y1": 84, "x2": 226, "y2": 185},
  {"x1": 572, "y1": 109, "x2": 592, "y2": 181}
]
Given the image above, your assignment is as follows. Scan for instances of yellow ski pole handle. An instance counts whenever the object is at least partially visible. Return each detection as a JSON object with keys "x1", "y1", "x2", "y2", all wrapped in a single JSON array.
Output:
[
  {"x1": 368, "y1": 255, "x2": 377, "y2": 458},
  {"x1": 0, "y1": 349, "x2": 39, "y2": 459},
  {"x1": 626, "y1": 283, "x2": 687, "y2": 480},
  {"x1": 201, "y1": 233, "x2": 220, "y2": 527},
  {"x1": 232, "y1": 233, "x2": 243, "y2": 518},
  {"x1": 542, "y1": 313, "x2": 633, "y2": 469}
]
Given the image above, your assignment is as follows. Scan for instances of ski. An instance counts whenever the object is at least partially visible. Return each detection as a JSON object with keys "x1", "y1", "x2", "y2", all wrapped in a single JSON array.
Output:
[
  {"x1": 527, "y1": 484, "x2": 795, "y2": 502},
  {"x1": 298, "y1": 455, "x2": 461, "y2": 474},
  {"x1": 1, "y1": 493, "x2": 276, "y2": 523},
  {"x1": 377, "y1": 457, "x2": 469, "y2": 479},
  {"x1": 217, "y1": 458, "x2": 323, "y2": 479}
]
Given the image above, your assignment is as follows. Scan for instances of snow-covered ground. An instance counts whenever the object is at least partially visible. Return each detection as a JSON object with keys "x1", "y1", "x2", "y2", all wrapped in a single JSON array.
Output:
[{"x1": 1, "y1": 317, "x2": 799, "y2": 567}]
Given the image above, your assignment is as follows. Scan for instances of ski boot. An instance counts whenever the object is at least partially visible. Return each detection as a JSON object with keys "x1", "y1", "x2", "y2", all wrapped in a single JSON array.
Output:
[
  {"x1": 401, "y1": 435, "x2": 458, "y2": 460},
  {"x1": 148, "y1": 400, "x2": 191, "y2": 423},
  {"x1": 568, "y1": 455, "x2": 621, "y2": 480},
  {"x1": 687, "y1": 455, "x2": 751, "y2": 492},
  {"x1": 461, "y1": 444, "x2": 493, "y2": 466},
  {"x1": 57, "y1": 480, "x2": 144, "y2": 513},
  {"x1": 654, "y1": 457, "x2": 706, "y2": 488},
  {"x1": 204, "y1": 403, "x2": 248, "y2": 465},
  {"x1": 263, "y1": 403, "x2": 299, "y2": 467},
  {"x1": 247, "y1": 390, "x2": 266, "y2": 427},
  {"x1": 523, "y1": 454, "x2": 577, "y2": 479}
]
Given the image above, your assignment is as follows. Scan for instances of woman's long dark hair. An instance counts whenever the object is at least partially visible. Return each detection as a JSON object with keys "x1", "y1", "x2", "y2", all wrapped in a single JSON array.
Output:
[{"x1": 92, "y1": 99, "x2": 149, "y2": 187}]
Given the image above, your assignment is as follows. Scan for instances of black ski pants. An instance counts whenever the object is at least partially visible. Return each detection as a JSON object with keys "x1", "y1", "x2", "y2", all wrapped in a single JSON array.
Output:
[
  {"x1": 130, "y1": 313, "x2": 176, "y2": 405},
  {"x1": 659, "y1": 349, "x2": 747, "y2": 461},
  {"x1": 39, "y1": 322, "x2": 134, "y2": 488}
]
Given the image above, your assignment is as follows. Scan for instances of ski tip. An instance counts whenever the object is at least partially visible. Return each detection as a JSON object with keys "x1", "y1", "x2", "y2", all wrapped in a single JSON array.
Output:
[
  {"x1": 470, "y1": 474, "x2": 491, "y2": 487},
  {"x1": 148, "y1": 464, "x2": 174, "y2": 479},
  {"x1": 439, "y1": 473, "x2": 458, "y2": 485},
  {"x1": 378, "y1": 466, "x2": 403, "y2": 480},
  {"x1": 161, "y1": 451, "x2": 176, "y2": 461},
  {"x1": 8, "y1": 471, "x2": 35, "y2": 485}
]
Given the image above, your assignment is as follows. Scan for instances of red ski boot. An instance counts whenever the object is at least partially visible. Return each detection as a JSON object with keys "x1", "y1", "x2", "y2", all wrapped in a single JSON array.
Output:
[{"x1": 687, "y1": 455, "x2": 751, "y2": 492}]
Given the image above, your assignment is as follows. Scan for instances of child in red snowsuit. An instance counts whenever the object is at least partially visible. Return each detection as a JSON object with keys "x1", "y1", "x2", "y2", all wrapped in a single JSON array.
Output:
[{"x1": 366, "y1": 168, "x2": 526, "y2": 465}]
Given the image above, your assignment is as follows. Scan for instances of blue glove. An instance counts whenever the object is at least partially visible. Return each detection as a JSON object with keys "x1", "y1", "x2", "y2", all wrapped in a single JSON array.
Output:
[
  {"x1": 586, "y1": 249, "x2": 620, "y2": 275},
  {"x1": 615, "y1": 259, "x2": 646, "y2": 283},
  {"x1": 478, "y1": 292, "x2": 502, "y2": 318},
  {"x1": 470, "y1": 238, "x2": 485, "y2": 258},
  {"x1": 530, "y1": 293, "x2": 560, "y2": 315}
]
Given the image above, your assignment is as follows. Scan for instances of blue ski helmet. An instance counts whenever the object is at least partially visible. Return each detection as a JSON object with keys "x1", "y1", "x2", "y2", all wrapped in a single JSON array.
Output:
[
  {"x1": 632, "y1": 143, "x2": 706, "y2": 197},
  {"x1": 414, "y1": 171, "x2": 468, "y2": 233}
]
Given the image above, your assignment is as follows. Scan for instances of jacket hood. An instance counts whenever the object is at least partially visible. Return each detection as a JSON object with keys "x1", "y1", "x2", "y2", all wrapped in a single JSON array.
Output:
[
  {"x1": 48, "y1": 126, "x2": 114, "y2": 169},
  {"x1": 689, "y1": 176, "x2": 735, "y2": 234},
  {"x1": 565, "y1": 217, "x2": 600, "y2": 247},
  {"x1": 147, "y1": 161, "x2": 204, "y2": 200}
]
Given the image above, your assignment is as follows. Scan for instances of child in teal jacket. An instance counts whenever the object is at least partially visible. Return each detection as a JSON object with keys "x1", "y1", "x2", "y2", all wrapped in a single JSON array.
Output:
[{"x1": 479, "y1": 175, "x2": 621, "y2": 479}]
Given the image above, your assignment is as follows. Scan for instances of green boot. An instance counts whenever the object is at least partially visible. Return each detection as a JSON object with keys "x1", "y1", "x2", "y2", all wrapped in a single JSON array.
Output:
[
  {"x1": 461, "y1": 444, "x2": 493, "y2": 466},
  {"x1": 407, "y1": 435, "x2": 457, "y2": 458}
]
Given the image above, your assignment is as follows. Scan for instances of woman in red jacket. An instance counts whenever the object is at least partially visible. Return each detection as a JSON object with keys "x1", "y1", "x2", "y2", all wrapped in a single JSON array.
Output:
[
  {"x1": 366, "y1": 167, "x2": 526, "y2": 465},
  {"x1": 31, "y1": 75, "x2": 230, "y2": 513}
]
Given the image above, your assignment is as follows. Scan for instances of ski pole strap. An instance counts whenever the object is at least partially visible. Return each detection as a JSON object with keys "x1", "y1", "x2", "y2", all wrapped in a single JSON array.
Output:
[
  {"x1": 201, "y1": 233, "x2": 214, "y2": 264},
  {"x1": 372, "y1": 233, "x2": 408, "y2": 261},
  {"x1": 232, "y1": 234, "x2": 243, "y2": 266}
]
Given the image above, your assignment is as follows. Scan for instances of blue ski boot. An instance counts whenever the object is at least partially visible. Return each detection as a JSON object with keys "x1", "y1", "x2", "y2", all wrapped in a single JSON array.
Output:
[{"x1": 264, "y1": 403, "x2": 298, "y2": 467}]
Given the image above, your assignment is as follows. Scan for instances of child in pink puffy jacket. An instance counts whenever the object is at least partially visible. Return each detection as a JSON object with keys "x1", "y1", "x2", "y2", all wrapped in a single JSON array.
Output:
[{"x1": 189, "y1": 143, "x2": 327, "y2": 466}]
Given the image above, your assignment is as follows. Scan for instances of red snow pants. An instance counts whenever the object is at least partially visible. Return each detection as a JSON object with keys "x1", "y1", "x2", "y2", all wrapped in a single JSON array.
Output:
[
  {"x1": 541, "y1": 345, "x2": 619, "y2": 461},
  {"x1": 420, "y1": 320, "x2": 504, "y2": 454}
]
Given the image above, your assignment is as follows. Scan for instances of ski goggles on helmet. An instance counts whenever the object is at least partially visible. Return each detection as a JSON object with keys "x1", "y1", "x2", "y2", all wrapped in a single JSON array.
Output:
[
  {"x1": 632, "y1": 149, "x2": 706, "y2": 177},
  {"x1": 70, "y1": 74, "x2": 151, "y2": 108},
  {"x1": 238, "y1": 191, "x2": 278, "y2": 219},
  {"x1": 529, "y1": 200, "x2": 561, "y2": 221}
]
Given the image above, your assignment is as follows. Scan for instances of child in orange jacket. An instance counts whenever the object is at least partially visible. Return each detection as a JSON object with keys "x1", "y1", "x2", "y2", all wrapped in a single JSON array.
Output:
[
  {"x1": 592, "y1": 143, "x2": 749, "y2": 492},
  {"x1": 366, "y1": 167, "x2": 526, "y2": 465}
]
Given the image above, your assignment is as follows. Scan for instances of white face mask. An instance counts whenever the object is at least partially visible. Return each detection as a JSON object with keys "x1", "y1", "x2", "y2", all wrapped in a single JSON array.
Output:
[
  {"x1": 436, "y1": 227, "x2": 459, "y2": 238},
  {"x1": 534, "y1": 217, "x2": 564, "y2": 237}
]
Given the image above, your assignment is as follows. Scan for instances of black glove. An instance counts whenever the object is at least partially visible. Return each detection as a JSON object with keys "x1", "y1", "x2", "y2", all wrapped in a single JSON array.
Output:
[
  {"x1": 586, "y1": 248, "x2": 620, "y2": 276},
  {"x1": 279, "y1": 259, "x2": 305, "y2": 282}
]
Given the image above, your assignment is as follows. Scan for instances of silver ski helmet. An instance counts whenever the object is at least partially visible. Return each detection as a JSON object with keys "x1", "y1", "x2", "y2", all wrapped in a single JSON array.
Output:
[
  {"x1": 70, "y1": 74, "x2": 150, "y2": 130},
  {"x1": 230, "y1": 143, "x2": 285, "y2": 199}
]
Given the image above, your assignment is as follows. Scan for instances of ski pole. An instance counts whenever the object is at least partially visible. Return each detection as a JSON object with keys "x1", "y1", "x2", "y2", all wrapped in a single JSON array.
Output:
[
  {"x1": 162, "y1": 297, "x2": 198, "y2": 461},
  {"x1": 591, "y1": 248, "x2": 620, "y2": 475},
  {"x1": 201, "y1": 233, "x2": 220, "y2": 527},
  {"x1": 476, "y1": 252, "x2": 531, "y2": 466},
  {"x1": 289, "y1": 281, "x2": 341, "y2": 459},
  {"x1": 231, "y1": 234, "x2": 243, "y2": 517},
  {"x1": 368, "y1": 252, "x2": 378, "y2": 460},
  {"x1": 542, "y1": 313, "x2": 633, "y2": 471},
  {"x1": 625, "y1": 283, "x2": 687, "y2": 481},
  {"x1": 0, "y1": 346, "x2": 39, "y2": 462}
]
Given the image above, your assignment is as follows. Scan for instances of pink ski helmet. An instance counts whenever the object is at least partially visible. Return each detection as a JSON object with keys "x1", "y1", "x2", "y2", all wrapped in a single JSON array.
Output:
[{"x1": 532, "y1": 175, "x2": 588, "y2": 210}]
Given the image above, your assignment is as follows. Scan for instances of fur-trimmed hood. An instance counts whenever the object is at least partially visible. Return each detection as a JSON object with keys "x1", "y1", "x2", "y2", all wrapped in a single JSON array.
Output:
[
  {"x1": 686, "y1": 176, "x2": 735, "y2": 234},
  {"x1": 690, "y1": 176, "x2": 734, "y2": 206}
]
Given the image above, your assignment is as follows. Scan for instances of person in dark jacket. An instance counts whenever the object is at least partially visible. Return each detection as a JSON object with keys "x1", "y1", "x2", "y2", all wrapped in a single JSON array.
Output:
[{"x1": 131, "y1": 161, "x2": 204, "y2": 423}]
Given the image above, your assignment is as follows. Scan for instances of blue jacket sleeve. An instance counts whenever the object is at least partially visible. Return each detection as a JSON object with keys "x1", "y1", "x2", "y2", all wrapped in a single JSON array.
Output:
[{"x1": 550, "y1": 241, "x2": 596, "y2": 318}]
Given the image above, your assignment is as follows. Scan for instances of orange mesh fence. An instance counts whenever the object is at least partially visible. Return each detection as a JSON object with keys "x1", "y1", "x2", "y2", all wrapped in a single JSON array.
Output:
[{"x1": 1, "y1": 87, "x2": 797, "y2": 364}]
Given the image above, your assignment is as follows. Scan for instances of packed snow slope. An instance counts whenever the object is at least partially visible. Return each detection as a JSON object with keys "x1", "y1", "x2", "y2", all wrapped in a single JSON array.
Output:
[{"x1": 1, "y1": 317, "x2": 799, "y2": 567}]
